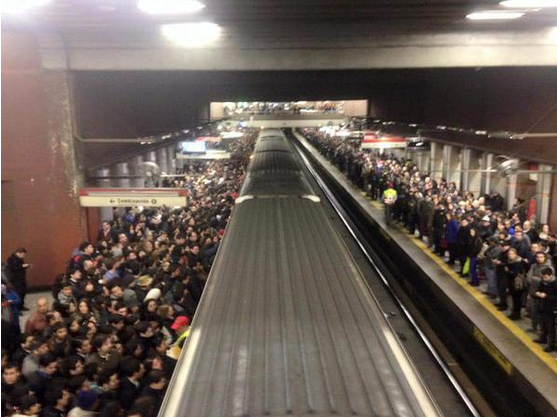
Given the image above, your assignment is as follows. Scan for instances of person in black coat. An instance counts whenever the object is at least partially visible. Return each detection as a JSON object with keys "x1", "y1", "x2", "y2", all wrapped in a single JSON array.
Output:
[
  {"x1": 505, "y1": 248, "x2": 525, "y2": 320},
  {"x1": 534, "y1": 267, "x2": 557, "y2": 352},
  {"x1": 456, "y1": 219, "x2": 472, "y2": 276},
  {"x1": 6, "y1": 248, "x2": 29, "y2": 310},
  {"x1": 27, "y1": 353, "x2": 57, "y2": 403},
  {"x1": 493, "y1": 241, "x2": 512, "y2": 310},
  {"x1": 432, "y1": 203, "x2": 446, "y2": 256},
  {"x1": 468, "y1": 228, "x2": 484, "y2": 286},
  {"x1": 41, "y1": 384, "x2": 71, "y2": 417},
  {"x1": 119, "y1": 357, "x2": 145, "y2": 410},
  {"x1": 140, "y1": 370, "x2": 167, "y2": 412}
]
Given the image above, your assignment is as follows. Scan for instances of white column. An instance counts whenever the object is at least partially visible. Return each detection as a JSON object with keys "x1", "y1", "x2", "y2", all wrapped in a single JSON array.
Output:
[
  {"x1": 156, "y1": 147, "x2": 168, "y2": 174},
  {"x1": 95, "y1": 168, "x2": 114, "y2": 220},
  {"x1": 507, "y1": 173, "x2": 518, "y2": 211},
  {"x1": 536, "y1": 164, "x2": 553, "y2": 224},
  {"x1": 130, "y1": 155, "x2": 145, "y2": 188},
  {"x1": 481, "y1": 152, "x2": 493, "y2": 195},
  {"x1": 144, "y1": 151, "x2": 157, "y2": 163},
  {"x1": 430, "y1": 141, "x2": 442, "y2": 178},
  {"x1": 112, "y1": 162, "x2": 131, "y2": 188},
  {"x1": 166, "y1": 145, "x2": 175, "y2": 175},
  {"x1": 461, "y1": 148, "x2": 471, "y2": 192},
  {"x1": 442, "y1": 145, "x2": 455, "y2": 184}
]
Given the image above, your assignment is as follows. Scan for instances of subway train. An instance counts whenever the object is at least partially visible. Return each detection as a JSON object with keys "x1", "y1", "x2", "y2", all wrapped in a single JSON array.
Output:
[{"x1": 158, "y1": 128, "x2": 443, "y2": 417}]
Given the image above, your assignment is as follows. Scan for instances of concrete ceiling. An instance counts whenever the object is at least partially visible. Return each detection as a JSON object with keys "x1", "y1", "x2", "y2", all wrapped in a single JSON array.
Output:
[
  {"x1": 5, "y1": 0, "x2": 557, "y2": 29},
  {"x1": 3, "y1": 0, "x2": 557, "y2": 70}
]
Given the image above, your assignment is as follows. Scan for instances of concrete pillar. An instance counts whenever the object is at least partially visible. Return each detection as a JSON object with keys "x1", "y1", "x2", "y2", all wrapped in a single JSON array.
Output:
[
  {"x1": 198, "y1": 102, "x2": 210, "y2": 121},
  {"x1": 461, "y1": 148, "x2": 482, "y2": 197},
  {"x1": 95, "y1": 168, "x2": 112, "y2": 188},
  {"x1": 548, "y1": 174, "x2": 557, "y2": 231},
  {"x1": 535, "y1": 164, "x2": 553, "y2": 224},
  {"x1": 481, "y1": 152, "x2": 493, "y2": 195},
  {"x1": 112, "y1": 162, "x2": 132, "y2": 188},
  {"x1": 156, "y1": 147, "x2": 168, "y2": 174},
  {"x1": 461, "y1": 148, "x2": 471, "y2": 192},
  {"x1": 430, "y1": 141, "x2": 443, "y2": 180},
  {"x1": 99, "y1": 207, "x2": 114, "y2": 222},
  {"x1": 443, "y1": 145, "x2": 461, "y2": 187},
  {"x1": 414, "y1": 152, "x2": 422, "y2": 171},
  {"x1": 144, "y1": 151, "x2": 157, "y2": 163},
  {"x1": 166, "y1": 145, "x2": 175, "y2": 175},
  {"x1": 507, "y1": 173, "x2": 518, "y2": 211},
  {"x1": 421, "y1": 152, "x2": 430, "y2": 174},
  {"x1": 450, "y1": 146, "x2": 462, "y2": 189},
  {"x1": 130, "y1": 155, "x2": 145, "y2": 188}
]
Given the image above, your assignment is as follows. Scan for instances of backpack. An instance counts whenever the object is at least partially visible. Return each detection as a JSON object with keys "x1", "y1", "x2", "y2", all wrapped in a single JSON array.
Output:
[{"x1": 514, "y1": 273, "x2": 527, "y2": 291}]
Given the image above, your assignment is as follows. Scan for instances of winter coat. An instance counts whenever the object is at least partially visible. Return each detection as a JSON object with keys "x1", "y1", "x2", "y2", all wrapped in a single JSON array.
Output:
[
  {"x1": 445, "y1": 220, "x2": 459, "y2": 245},
  {"x1": 468, "y1": 236, "x2": 484, "y2": 258},
  {"x1": 527, "y1": 262, "x2": 553, "y2": 297},
  {"x1": 536, "y1": 277, "x2": 557, "y2": 315},
  {"x1": 456, "y1": 225, "x2": 472, "y2": 257},
  {"x1": 506, "y1": 256, "x2": 525, "y2": 293}
]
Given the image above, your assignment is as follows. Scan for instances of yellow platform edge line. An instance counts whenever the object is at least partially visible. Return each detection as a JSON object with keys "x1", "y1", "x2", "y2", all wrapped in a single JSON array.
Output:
[{"x1": 360, "y1": 191, "x2": 557, "y2": 373}]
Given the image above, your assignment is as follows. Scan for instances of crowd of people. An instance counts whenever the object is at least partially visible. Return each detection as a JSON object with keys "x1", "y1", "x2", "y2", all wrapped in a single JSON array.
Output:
[
  {"x1": 303, "y1": 128, "x2": 557, "y2": 353},
  {"x1": 1, "y1": 131, "x2": 257, "y2": 417}
]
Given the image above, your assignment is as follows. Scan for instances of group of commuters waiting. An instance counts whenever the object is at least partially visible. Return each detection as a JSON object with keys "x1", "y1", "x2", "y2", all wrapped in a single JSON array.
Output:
[
  {"x1": 303, "y1": 129, "x2": 557, "y2": 353},
  {"x1": 0, "y1": 131, "x2": 256, "y2": 417}
]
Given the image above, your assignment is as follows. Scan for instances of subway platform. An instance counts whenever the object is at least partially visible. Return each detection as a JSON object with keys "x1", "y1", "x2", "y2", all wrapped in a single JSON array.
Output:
[{"x1": 293, "y1": 131, "x2": 557, "y2": 417}]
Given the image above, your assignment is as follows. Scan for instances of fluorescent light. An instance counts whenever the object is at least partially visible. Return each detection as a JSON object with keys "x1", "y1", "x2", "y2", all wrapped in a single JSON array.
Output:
[
  {"x1": 2, "y1": 0, "x2": 50, "y2": 14},
  {"x1": 162, "y1": 22, "x2": 221, "y2": 47},
  {"x1": 467, "y1": 10, "x2": 525, "y2": 20},
  {"x1": 137, "y1": 0, "x2": 205, "y2": 15},
  {"x1": 500, "y1": 0, "x2": 557, "y2": 8}
]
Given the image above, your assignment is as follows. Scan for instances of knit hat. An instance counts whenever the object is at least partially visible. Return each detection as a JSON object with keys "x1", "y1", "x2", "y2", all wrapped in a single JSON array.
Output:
[
  {"x1": 137, "y1": 275, "x2": 153, "y2": 288},
  {"x1": 144, "y1": 288, "x2": 161, "y2": 301},
  {"x1": 171, "y1": 315, "x2": 190, "y2": 330},
  {"x1": 77, "y1": 390, "x2": 98, "y2": 410}
]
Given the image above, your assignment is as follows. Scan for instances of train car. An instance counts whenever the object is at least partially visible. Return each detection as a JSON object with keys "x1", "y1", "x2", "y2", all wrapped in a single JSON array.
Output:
[{"x1": 158, "y1": 128, "x2": 442, "y2": 417}]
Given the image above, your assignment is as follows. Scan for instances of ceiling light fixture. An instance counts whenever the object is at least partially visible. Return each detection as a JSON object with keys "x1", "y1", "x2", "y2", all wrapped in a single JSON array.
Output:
[
  {"x1": 466, "y1": 10, "x2": 525, "y2": 20},
  {"x1": 500, "y1": 0, "x2": 557, "y2": 8},
  {"x1": 137, "y1": 0, "x2": 205, "y2": 15},
  {"x1": 162, "y1": 22, "x2": 221, "y2": 47},
  {"x1": 2, "y1": 0, "x2": 50, "y2": 14}
]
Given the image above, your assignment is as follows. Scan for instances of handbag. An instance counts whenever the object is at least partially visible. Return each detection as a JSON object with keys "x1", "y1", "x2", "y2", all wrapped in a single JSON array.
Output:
[
  {"x1": 440, "y1": 237, "x2": 447, "y2": 249},
  {"x1": 462, "y1": 258, "x2": 471, "y2": 275}
]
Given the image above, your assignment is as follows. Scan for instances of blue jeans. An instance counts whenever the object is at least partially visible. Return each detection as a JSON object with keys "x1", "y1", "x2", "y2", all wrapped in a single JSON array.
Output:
[{"x1": 470, "y1": 257, "x2": 479, "y2": 285}]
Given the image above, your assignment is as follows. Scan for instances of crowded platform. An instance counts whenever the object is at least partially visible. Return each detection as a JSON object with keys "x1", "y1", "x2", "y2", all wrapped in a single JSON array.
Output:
[
  {"x1": 0, "y1": 132, "x2": 257, "y2": 417},
  {"x1": 302, "y1": 128, "x2": 557, "y2": 353}
]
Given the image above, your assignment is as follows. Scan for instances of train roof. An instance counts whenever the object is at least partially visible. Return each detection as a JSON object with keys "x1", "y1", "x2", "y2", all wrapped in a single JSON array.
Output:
[
  {"x1": 160, "y1": 197, "x2": 438, "y2": 417},
  {"x1": 250, "y1": 151, "x2": 301, "y2": 172},
  {"x1": 240, "y1": 169, "x2": 313, "y2": 196}
]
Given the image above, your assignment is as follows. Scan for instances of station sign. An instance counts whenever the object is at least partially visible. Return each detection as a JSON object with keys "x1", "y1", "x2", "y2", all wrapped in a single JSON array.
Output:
[
  {"x1": 79, "y1": 188, "x2": 187, "y2": 208},
  {"x1": 361, "y1": 134, "x2": 406, "y2": 149}
]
